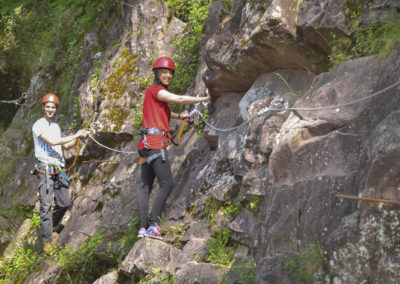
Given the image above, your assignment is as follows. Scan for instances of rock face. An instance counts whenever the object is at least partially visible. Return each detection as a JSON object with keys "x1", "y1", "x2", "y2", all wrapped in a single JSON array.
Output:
[
  {"x1": 1, "y1": 0, "x2": 400, "y2": 283},
  {"x1": 120, "y1": 238, "x2": 181, "y2": 275},
  {"x1": 257, "y1": 52, "x2": 400, "y2": 283},
  {"x1": 203, "y1": 0, "x2": 334, "y2": 96}
]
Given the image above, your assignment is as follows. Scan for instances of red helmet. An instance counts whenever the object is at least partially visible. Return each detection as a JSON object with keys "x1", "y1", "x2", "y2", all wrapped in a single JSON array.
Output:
[
  {"x1": 152, "y1": 57, "x2": 175, "y2": 72},
  {"x1": 41, "y1": 93, "x2": 60, "y2": 107}
]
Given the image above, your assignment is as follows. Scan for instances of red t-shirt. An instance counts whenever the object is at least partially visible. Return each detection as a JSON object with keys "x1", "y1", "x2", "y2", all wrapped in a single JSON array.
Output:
[{"x1": 137, "y1": 85, "x2": 171, "y2": 150}]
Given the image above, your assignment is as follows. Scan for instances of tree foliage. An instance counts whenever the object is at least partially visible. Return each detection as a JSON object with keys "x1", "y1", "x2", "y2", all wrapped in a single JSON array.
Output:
[
  {"x1": 167, "y1": 0, "x2": 212, "y2": 94},
  {"x1": 0, "y1": 0, "x2": 110, "y2": 89}
]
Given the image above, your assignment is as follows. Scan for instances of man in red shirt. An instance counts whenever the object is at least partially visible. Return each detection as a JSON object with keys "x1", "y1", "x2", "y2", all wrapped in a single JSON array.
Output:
[{"x1": 137, "y1": 57, "x2": 211, "y2": 239}]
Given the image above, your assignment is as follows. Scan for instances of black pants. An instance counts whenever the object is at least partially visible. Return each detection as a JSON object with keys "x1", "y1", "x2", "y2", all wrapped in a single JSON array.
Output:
[
  {"x1": 37, "y1": 163, "x2": 70, "y2": 242},
  {"x1": 138, "y1": 149, "x2": 174, "y2": 228}
]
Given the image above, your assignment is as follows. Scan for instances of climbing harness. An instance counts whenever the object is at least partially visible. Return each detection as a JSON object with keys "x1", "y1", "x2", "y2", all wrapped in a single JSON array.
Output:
[
  {"x1": 191, "y1": 79, "x2": 400, "y2": 132},
  {"x1": 88, "y1": 118, "x2": 188, "y2": 155},
  {"x1": 55, "y1": 163, "x2": 71, "y2": 185},
  {"x1": 33, "y1": 138, "x2": 81, "y2": 176},
  {"x1": 0, "y1": 93, "x2": 27, "y2": 106}
]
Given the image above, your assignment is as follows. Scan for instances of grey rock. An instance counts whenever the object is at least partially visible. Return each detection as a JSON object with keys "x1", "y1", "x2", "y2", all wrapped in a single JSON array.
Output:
[
  {"x1": 230, "y1": 209, "x2": 257, "y2": 247},
  {"x1": 242, "y1": 167, "x2": 268, "y2": 197},
  {"x1": 93, "y1": 271, "x2": 119, "y2": 284},
  {"x1": 177, "y1": 238, "x2": 209, "y2": 268},
  {"x1": 239, "y1": 70, "x2": 315, "y2": 120},
  {"x1": 180, "y1": 221, "x2": 210, "y2": 242},
  {"x1": 120, "y1": 238, "x2": 181, "y2": 276},
  {"x1": 175, "y1": 262, "x2": 229, "y2": 284},
  {"x1": 3, "y1": 218, "x2": 34, "y2": 259},
  {"x1": 204, "y1": 1, "x2": 329, "y2": 96}
]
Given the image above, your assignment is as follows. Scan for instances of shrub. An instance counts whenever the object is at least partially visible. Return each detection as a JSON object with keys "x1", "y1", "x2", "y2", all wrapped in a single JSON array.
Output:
[
  {"x1": 330, "y1": 13, "x2": 400, "y2": 67},
  {"x1": 283, "y1": 241, "x2": 324, "y2": 284},
  {"x1": 204, "y1": 227, "x2": 235, "y2": 266},
  {"x1": 166, "y1": 0, "x2": 212, "y2": 94},
  {"x1": 0, "y1": 247, "x2": 39, "y2": 284}
]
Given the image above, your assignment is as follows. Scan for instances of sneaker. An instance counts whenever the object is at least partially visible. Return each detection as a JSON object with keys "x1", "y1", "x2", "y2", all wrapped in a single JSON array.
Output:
[
  {"x1": 146, "y1": 223, "x2": 163, "y2": 240},
  {"x1": 137, "y1": 227, "x2": 147, "y2": 238}
]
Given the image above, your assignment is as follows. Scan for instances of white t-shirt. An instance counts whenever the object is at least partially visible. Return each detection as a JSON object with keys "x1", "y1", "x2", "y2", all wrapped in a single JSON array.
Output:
[{"x1": 32, "y1": 117, "x2": 65, "y2": 166}]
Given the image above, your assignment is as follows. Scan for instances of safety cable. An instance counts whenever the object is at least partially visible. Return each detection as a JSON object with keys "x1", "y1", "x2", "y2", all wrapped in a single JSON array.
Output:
[
  {"x1": 87, "y1": 79, "x2": 400, "y2": 151},
  {"x1": 191, "y1": 109, "x2": 272, "y2": 132},
  {"x1": 192, "y1": 79, "x2": 400, "y2": 132},
  {"x1": 89, "y1": 132, "x2": 137, "y2": 154},
  {"x1": 0, "y1": 93, "x2": 27, "y2": 106},
  {"x1": 284, "y1": 79, "x2": 400, "y2": 111}
]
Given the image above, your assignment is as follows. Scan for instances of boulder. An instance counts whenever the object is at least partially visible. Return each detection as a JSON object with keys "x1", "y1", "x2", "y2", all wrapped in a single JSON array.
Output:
[
  {"x1": 93, "y1": 271, "x2": 119, "y2": 284},
  {"x1": 120, "y1": 238, "x2": 181, "y2": 276},
  {"x1": 3, "y1": 218, "x2": 35, "y2": 259},
  {"x1": 239, "y1": 70, "x2": 315, "y2": 120},
  {"x1": 175, "y1": 262, "x2": 229, "y2": 284}
]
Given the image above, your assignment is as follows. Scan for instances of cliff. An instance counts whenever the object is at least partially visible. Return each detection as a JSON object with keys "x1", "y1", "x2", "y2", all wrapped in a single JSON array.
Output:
[{"x1": 1, "y1": 0, "x2": 400, "y2": 283}]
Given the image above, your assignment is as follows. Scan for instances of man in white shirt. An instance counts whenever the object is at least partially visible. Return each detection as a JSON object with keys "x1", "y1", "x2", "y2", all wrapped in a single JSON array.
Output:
[{"x1": 32, "y1": 93, "x2": 88, "y2": 252}]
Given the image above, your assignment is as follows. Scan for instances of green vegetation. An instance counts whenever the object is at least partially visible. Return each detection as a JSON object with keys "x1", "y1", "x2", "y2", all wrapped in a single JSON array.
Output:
[
  {"x1": 0, "y1": 125, "x2": 6, "y2": 137},
  {"x1": 0, "y1": 211, "x2": 40, "y2": 284},
  {"x1": 0, "y1": 0, "x2": 116, "y2": 132},
  {"x1": 225, "y1": 258, "x2": 256, "y2": 284},
  {"x1": 0, "y1": 0, "x2": 112, "y2": 89},
  {"x1": 142, "y1": 268, "x2": 176, "y2": 284},
  {"x1": 201, "y1": 227, "x2": 235, "y2": 266},
  {"x1": 194, "y1": 108, "x2": 209, "y2": 137},
  {"x1": 203, "y1": 195, "x2": 242, "y2": 226},
  {"x1": 47, "y1": 218, "x2": 140, "y2": 282},
  {"x1": 0, "y1": 216, "x2": 141, "y2": 283},
  {"x1": 0, "y1": 134, "x2": 32, "y2": 187},
  {"x1": 283, "y1": 241, "x2": 324, "y2": 284},
  {"x1": 273, "y1": 72, "x2": 303, "y2": 99},
  {"x1": 69, "y1": 95, "x2": 83, "y2": 130},
  {"x1": 248, "y1": 196, "x2": 263, "y2": 214},
  {"x1": 107, "y1": 216, "x2": 140, "y2": 264},
  {"x1": 101, "y1": 47, "x2": 138, "y2": 132},
  {"x1": 166, "y1": 0, "x2": 212, "y2": 94},
  {"x1": 330, "y1": 13, "x2": 400, "y2": 67},
  {"x1": 0, "y1": 203, "x2": 33, "y2": 222},
  {"x1": 90, "y1": 59, "x2": 103, "y2": 91},
  {"x1": 0, "y1": 247, "x2": 40, "y2": 284},
  {"x1": 169, "y1": 222, "x2": 186, "y2": 248},
  {"x1": 199, "y1": 196, "x2": 238, "y2": 266},
  {"x1": 0, "y1": 154, "x2": 18, "y2": 186},
  {"x1": 48, "y1": 230, "x2": 106, "y2": 283}
]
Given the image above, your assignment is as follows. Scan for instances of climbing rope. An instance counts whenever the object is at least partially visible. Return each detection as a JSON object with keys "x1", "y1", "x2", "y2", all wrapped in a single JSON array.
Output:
[
  {"x1": 192, "y1": 79, "x2": 400, "y2": 132},
  {"x1": 54, "y1": 138, "x2": 81, "y2": 173}
]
